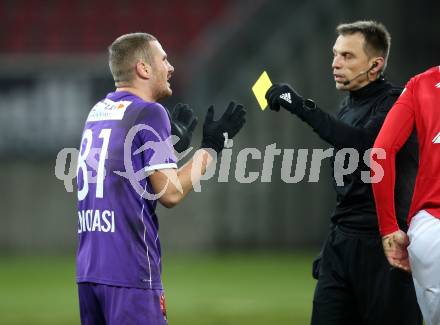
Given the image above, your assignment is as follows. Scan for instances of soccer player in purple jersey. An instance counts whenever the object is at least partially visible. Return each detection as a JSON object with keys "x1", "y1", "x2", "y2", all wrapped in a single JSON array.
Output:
[{"x1": 76, "y1": 33, "x2": 246, "y2": 325}]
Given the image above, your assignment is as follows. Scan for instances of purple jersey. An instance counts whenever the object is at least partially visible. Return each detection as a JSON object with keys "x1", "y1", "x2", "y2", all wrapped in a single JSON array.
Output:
[{"x1": 76, "y1": 91, "x2": 177, "y2": 290}]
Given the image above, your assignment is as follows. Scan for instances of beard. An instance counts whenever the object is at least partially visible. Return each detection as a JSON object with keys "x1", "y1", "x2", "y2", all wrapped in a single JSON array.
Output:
[
  {"x1": 154, "y1": 84, "x2": 172, "y2": 101},
  {"x1": 149, "y1": 61, "x2": 172, "y2": 101}
]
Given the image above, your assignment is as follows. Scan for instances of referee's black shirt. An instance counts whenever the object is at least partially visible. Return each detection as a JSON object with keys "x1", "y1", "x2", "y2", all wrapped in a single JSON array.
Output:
[{"x1": 297, "y1": 77, "x2": 418, "y2": 231}]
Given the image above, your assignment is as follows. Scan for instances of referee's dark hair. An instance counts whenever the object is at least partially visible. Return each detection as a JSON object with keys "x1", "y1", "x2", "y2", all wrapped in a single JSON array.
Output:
[{"x1": 336, "y1": 21, "x2": 391, "y2": 72}]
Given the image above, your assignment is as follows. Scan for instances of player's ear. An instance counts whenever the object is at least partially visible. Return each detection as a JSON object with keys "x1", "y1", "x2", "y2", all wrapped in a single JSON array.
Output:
[{"x1": 136, "y1": 61, "x2": 151, "y2": 79}]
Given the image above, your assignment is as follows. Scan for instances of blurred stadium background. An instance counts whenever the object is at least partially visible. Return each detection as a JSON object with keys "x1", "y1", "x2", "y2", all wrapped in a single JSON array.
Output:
[{"x1": 0, "y1": 0, "x2": 438, "y2": 324}]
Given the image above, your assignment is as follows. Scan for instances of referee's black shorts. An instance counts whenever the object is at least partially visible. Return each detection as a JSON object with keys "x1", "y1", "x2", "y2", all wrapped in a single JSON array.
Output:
[{"x1": 311, "y1": 225, "x2": 422, "y2": 325}]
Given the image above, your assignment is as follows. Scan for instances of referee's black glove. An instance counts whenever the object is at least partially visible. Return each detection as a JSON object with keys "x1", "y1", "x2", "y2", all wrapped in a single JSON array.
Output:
[
  {"x1": 169, "y1": 103, "x2": 198, "y2": 153},
  {"x1": 201, "y1": 101, "x2": 246, "y2": 153},
  {"x1": 265, "y1": 83, "x2": 304, "y2": 114}
]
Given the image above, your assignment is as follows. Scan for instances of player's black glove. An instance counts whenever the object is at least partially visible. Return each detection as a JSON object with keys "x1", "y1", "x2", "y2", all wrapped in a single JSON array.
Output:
[
  {"x1": 169, "y1": 103, "x2": 198, "y2": 153},
  {"x1": 201, "y1": 101, "x2": 246, "y2": 153},
  {"x1": 265, "y1": 83, "x2": 304, "y2": 114}
]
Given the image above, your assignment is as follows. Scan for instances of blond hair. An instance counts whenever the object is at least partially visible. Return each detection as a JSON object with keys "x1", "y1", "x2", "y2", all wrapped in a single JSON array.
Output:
[{"x1": 108, "y1": 32, "x2": 157, "y2": 86}]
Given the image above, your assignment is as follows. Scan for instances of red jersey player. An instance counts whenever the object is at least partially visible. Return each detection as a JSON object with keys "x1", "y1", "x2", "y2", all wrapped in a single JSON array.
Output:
[{"x1": 372, "y1": 66, "x2": 440, "y2": 325}]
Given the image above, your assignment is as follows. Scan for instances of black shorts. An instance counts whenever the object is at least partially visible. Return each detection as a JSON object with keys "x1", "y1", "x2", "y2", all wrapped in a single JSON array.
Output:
[{"x1": 311, "y1": 225, "x2": 422, "y2": 325}]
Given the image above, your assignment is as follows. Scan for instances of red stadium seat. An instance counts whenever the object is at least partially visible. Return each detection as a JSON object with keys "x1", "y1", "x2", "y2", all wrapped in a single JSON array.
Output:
[{"x1": 0, "y1": 0, "x2": 230, "y2": 54}]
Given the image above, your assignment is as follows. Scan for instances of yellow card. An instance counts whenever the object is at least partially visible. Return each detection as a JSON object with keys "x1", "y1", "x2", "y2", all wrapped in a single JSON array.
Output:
[{"x1": 252, "y1": 71, "x2": 272, "y2": 110}]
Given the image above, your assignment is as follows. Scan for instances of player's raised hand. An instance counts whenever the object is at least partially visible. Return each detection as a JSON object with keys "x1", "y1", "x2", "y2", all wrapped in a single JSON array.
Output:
[
  {"x1": 265, "y1": 83, "x2": 303, "y2": 113},
  {"x1": 382, "y1": 230, "x2": 411, "y2": 272},
  {"x1": 201, "y1": 101, "x2": 246, "y2": 153},
  {"x1": 169, "y1": 103, "x2": 198, "y2": 153}
]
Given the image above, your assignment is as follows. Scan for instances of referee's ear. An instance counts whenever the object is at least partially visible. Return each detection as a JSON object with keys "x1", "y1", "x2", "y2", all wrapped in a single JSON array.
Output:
[{"x1": 370, "y1": 57, "x2": 385, "y2": 77}]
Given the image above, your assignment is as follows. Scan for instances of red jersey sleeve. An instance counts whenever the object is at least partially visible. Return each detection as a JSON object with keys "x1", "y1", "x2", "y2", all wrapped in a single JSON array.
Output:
[{"x1": 371, "y1": 79, "x2": 416, "y2": 236}]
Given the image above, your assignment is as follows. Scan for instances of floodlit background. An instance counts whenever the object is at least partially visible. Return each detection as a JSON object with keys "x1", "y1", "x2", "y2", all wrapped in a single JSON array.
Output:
[{"x1": 0, "y1": 0, "x2": 438, "y2": 324}]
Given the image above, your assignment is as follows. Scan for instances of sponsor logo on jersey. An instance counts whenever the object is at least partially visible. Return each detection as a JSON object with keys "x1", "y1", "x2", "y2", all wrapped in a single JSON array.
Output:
[{"x1": 87, "y1": 99, "x2": 131, "y2": 122}]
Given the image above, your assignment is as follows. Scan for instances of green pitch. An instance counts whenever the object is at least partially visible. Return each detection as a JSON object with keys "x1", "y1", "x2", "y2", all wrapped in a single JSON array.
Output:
[{"x1": 0, "y1": 252, "x2": 315, "y2": 324}]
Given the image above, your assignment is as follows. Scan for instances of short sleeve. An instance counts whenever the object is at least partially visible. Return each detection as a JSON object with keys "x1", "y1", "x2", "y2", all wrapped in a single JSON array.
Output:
[{"x1": 133, "y1": 103, "x2": 177, "y2": 172}]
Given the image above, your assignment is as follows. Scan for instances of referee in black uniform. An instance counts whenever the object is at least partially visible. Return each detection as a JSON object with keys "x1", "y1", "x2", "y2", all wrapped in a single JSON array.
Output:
[{"x1": 266, "y1": 21, "x2": 422, "y2": 325}]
